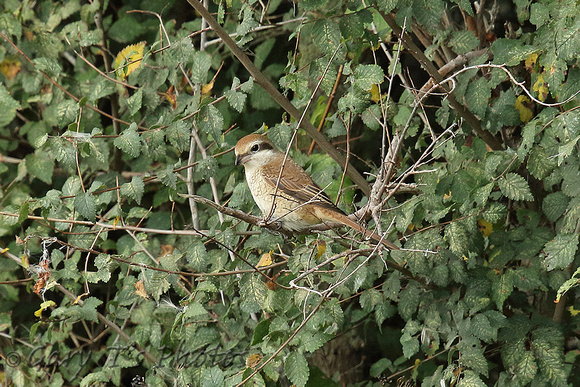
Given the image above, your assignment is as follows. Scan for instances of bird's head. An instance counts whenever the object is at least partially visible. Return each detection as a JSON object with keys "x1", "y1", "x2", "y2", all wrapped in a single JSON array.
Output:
[{"x1": 234, "y1": 134, "x2": 278, "y2": 168}]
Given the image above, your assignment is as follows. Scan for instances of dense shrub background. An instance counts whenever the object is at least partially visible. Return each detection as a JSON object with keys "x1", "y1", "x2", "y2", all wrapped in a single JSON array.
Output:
[{"x1": 1, "y1": 0, "x2": 579, "y2": 386}]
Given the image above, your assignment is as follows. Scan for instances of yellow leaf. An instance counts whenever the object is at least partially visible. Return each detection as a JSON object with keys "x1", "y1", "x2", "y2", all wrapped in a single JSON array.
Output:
[
  {"x1": 370, "y1": 84, "x2": 380, "y2": 103},
  {"x1": 134, "y1": 280, "x2": 149, "y2": 299},
  {"x1": 72, "y1": 293, "x2": 89, "y2": 305},
  {"x1": 314, "y1": 240, "x2": 326, "y2": 260},
  {"x1": 524, "y1": 53, "x2": 538, "y2": 71},
  {"x1": 0, "y1": 57, "x2": 21, "y2": 81},
  {"x1": 115, "y1": 42, "x2": 146, "y2": 80},
  {"x1": 245, "y1": 353, "x2": 263, "y2": 368},
  {"x1": 515, "y1": 95, "x2": 533, "y2": 123},
  {"x1": 34, "y1": 300, "x2": 56, "y2": 317},
  {"x1": 160, "y1": 244, "x2": 175, "y2": 257},
  {"x1": 201, "y1": 80, "x2": 214, "y2": 96},
  {"x1": 532, "y1": 73, "x2": 549, "y2": 101},
  {"x1": 257, "y1": 251, "x2": 273, "y2": 267},
  {"x1": 477, "y1": 219, "x2": 493, "y2": 237},
  {"x1": 568, "y1": 306, "x2": 580, "y2": 316}
]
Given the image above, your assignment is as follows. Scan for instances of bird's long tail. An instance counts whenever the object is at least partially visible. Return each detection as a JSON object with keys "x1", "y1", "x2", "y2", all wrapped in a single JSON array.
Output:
[{"x1": 331, "y1": 211, "x2": 400, "y2": 250}]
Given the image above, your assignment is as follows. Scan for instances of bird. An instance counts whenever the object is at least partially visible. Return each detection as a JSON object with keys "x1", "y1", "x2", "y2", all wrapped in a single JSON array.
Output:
[{"x1": 234, "y1": 133, "x2": 399, "y2": 250}]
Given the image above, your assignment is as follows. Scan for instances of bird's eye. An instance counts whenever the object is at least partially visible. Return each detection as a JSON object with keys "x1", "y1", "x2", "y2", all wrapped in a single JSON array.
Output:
[{"x1": 250, "y1": 144, "x2": 260, "y2": 152}]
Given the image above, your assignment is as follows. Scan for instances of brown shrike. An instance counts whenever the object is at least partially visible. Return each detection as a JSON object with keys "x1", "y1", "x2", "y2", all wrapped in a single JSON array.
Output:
[{"x1": 234, "y1": 134, "x2": 399, "y2": 250}]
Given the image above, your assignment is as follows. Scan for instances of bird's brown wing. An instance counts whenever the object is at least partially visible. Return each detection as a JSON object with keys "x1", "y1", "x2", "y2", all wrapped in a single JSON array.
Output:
[{"x1": 262, "y1": 159, "x2": 342, "y2": 212}]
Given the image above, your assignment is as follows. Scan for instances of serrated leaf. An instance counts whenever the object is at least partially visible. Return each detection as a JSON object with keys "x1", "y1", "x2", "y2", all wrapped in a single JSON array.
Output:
[
  {"x1": 449, "y1": 30, "x2": 479, "y2": 55},
  {"x1": 491, "y1": 38, "x2": 539, "y2": 66},
  {"x1": 528, "y1": 146, "x2": 556, "y2": 180},
  {"x1": 465, "y1": 78, "x2": 490, "y2": 118},
  {"x1": 114, "y1": 123, "x2": 141, "y2": 158},
  {"x1": 74, "y1": 192, "x2": 96, "y2": 221},
  {"x1": 0, "y1": 84, "x2": 20, "y2": 128},
  {"x1": 543, "y1": 191, "x2": 569, "y2": 222},
  {"x1": 240, "y1": 274, "x2": 266, "y2": 313},
  {"x1": 191, "y1": 51, "x2": 211, "y2": 84},
  {"x1": 544, "y1": 233, "x2": 579, "y2": 271},
  {"x1": 311, "y1": 19, "x2": 341, "y2": 55},
  {"x1": 157, "y1": 165, "x2": 177, "y2": 189},
  {"x1": 25, "y1": 151, "x2": 55, "y2": 184},
  {"x1": 225, "y1": 88, "x2": 246, "y2": 112},
  {"x1": 197, "y1": 104, "x2": 223, "y2": 141},
  {"x1": 201, "y1": 367, "x2": 224, "y2": 387},
  {"x1": 498, "y1": 173, "x2": 533, "y2": 201},
  {"x1": 126, "y1": 88, "x2": 142, "y2": 116},
  {"x1": 457, "y1": 370, "x2": 487, "y2": 387},
  {"x1": 400, "y1": 330, "x2": 419, "y2": 358},
  {"x1": 458, "y1": 340, "x2": 488, "y2": 376},
  {"x1": 120, "y1": 176, "x2": 144, "y2": 204},
  {"x1": 354, "y1": 64, "x2": 384, "y2": 91},
  {"x1": 56, "y1": 100, "x2": 79, "y2": 127},
  {"x1": 285, "y1": 352, "x2": 309, "y2": 387},
  {"x1": 492, "y1": 271, "x2": 514, "y2": 309},
  {"x1": 398, "y1": 284, "x2": 420, "y2": 321},
  {"x1": 197, "y1": 157, "x2": 218, "y2": 181},
  {"x1": 446, "y1": 222, "x2": 469, "y2": 256},
  {"x1": 166, "y1": 120, "x2": 191, "y2": 153}
]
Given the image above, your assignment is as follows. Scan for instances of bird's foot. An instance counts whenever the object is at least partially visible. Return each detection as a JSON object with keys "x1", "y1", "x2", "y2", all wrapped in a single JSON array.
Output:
[{"x1": 259, "y1": 218, "x2": 282, "y2": 230}]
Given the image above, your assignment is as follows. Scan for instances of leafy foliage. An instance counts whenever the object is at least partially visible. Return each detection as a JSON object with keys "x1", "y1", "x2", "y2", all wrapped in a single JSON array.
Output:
[{"x1": 1, "y1": 0, "x2": 579, "y2": 386}]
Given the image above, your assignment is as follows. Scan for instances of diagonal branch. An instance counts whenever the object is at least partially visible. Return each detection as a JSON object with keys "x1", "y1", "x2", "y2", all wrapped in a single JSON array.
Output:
[
  {"x1": 185, "y1": 0, "x2": 372, "y2": 196},
  {"x1": 376, "y1": 10, "x2": 504, "y2": 151}
]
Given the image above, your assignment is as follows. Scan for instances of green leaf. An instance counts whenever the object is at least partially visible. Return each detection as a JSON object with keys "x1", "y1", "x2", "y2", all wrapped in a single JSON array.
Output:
[
  {"x1": 491, "y1": 38, "x2": 538, "y2": 66},
  {"x1": 498, "y1": 173, "x2": 534, "y2": 201},
  {"x1": 311, "y1": 19, "x2": 342, "y2": 56},
  {"x1": 301, "y1": 0, "x2": 329, "y2": 11},
  {"x1": 201, "y1": 367, "x2": 224, "y2": 387},
  {"x1": 240, "y1": 274, "x2": 266, "y2": 313},
  {"x1": 126, "y1": 89, "x2": 142, "y2": 117},
  {"x1": 529, "y1": 2, "x2": 549, "y2": 26},
  {"x1": 449, "y1": 30, "x2": 479, "y2": 55},
  {"x1": 108, "y1": 16, "x2": 144, "y2": 43},
  {"x1": 251, "y1": 319, "x2": 271, "y2": 345},
  {"x1": 197, "y1": 157, "x2": 218, "y2": 181},
  {"x1": 25, "y1": 150, "x2": 55, "y2": 184},
  {"x1": 120, "y1": 176, "x2": 145, "y2": 204},
  {"x1": 446, "y1": 222, "x2": 469, "y2": 257},
  {"x1": 532, "y1": 332, "x2": 567, "y2": 385},
  {"x1": 225, "y1": 77, "x2": 247, "y2": 112},
  {"x1": 543, "y1": 191, "x2": 569, "y2": 222},
  {"x1": 114, "y1": 123, "x2": 141, "y2": 158},
  {"x1": 354, "y1": 64, "x2": 384, "y2": 91},
  {"x1": 166, "y1": 120, "x2": 191, "y2": 153},
  {"x1": 543, "y1": 233, "x2": 579, "y2": 271},
  {"x1": 191, "y1": 51, "x2": 211, "y2": 84},
  {"x1": 400, "y1": 330, "x2": 419, "y2": 358},
  {"x1": 491, "y1": 270, "x2": 514, "y2": 310},
  {"x1": 197, "y1": 105, "x2": 223, "y2": 142},
  {"x1": 528, "y1": 146, "x2": 556, "y2": 180},
  {"x1": 458, "y1": 339, "x2": 488, "y2": 376},
  {"x1": 398, "y1": 284, "x2": 420, "y2": 321},
  {"x1": 88, "y1": 78, "x2": 116, "y2": 103},
  {"x1": 285, "y1": 352, "x2": 309, "y2": 387},
  {"x1": 55, "y1": 100, "x2": 79, "y2": 127},
  {"x1": 74, "y1": 192, "x2": 96, "y2": 221},
  {"x1": 457, "y1": 370, "x2": 487, "y2": 387},
  {"x1": 0, "y1": 84, "x2": 20, "y2": 128},
  {"x1": 33, "y1": 57, "x2": 62, "y2": 77},
  {"x1": 465, "y1": 78, "x2": 490, "y2": 118},
  {"x1": 157, "y1": 164, "x2": 177, "y2": 189}
]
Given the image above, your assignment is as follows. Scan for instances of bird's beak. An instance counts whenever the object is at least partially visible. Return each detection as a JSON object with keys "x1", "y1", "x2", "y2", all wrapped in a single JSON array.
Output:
[{"x1": 235, "y1": 154, "x2": 243, "y2": 166}]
